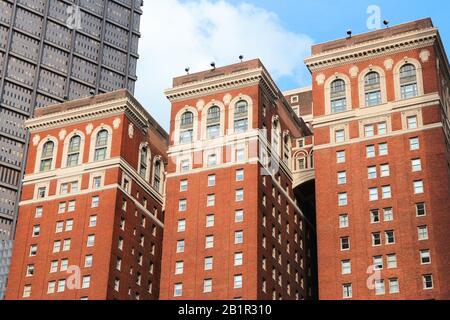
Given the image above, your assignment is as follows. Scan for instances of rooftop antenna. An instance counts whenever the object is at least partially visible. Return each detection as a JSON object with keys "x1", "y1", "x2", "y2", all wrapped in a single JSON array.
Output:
[
  {"x1": 239, "y1": 55, "x2": 244, "y2": 62},
  {"x1": 346, "y1": 29, "x2": 352, "y2": 38},
  {"x1": 210, "y1": 61, "x2": 216, "y2": 70},
  {"x1": 383, "y1": 20, "x2": 390, "y2": 28},
  {"x1": 185, "y1": 67, "x2": 190, "y2": 75}
]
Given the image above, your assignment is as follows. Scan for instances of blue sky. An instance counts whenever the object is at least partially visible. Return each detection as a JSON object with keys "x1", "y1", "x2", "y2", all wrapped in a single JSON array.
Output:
[{"x1": 136, "y1": 0, "x2": 450, "y2": 130}]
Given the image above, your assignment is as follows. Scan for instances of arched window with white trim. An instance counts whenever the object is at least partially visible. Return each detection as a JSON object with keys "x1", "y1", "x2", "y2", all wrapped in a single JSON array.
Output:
[
  {"x1": 40, "y1": 141, "x2": 55, "y2": 172},
  {"x1": 66, "y1": 135, "x2": 81, "y2": 167},
  {"x1": 271, "y1": 118, "x2": 281, "y2": 156},
  {"x1": 234, "y1": 100, "x2": 248, "y2": 133},
  {"x1": 330, "y1": 79, "x2": 347, "y2": 113},
  {"x1": 153, "y1": 159, "x2": 162, "y2": 192},
  {"x1": 94, "y1": 129, "x2": 108, "y2": 161},
  {"x1": 206, "y1": 106, "x2": 221, "y2": 139},
  {"x1": 139, "y1": 146, "x2": 149, "y2": 179},
  {"x1": 180, "y1": 111, "x2": 194, "y2": 143},
  {"x1": 364, "y1": 71, "x2": 382, "y2": 106},
  {"x1": 400, "y1": 64, "x2": 418, "y2": 99}
]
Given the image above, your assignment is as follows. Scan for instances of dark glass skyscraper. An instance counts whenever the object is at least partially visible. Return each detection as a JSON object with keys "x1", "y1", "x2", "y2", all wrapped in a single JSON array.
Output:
[{"x1": 0, "y1": 0, "x2": 143, "y2": 299}]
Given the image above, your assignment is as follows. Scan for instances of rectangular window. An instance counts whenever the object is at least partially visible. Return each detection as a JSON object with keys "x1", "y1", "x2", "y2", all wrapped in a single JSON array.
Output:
[
  {"x1": 372, "y1": 232, "x2": 381, "y2": 246},
  {"x1": 338, "y1": 193, "x2": 348, "y2": 206},
  {"x1": 177, "y1": 219, "x2": 186, "y2": 232},
  {"x1": 235, "y1": 189, "x2": 244, "y2": 202},
  {"x1": 205, "y1": 235, "x2": 214, "y2": 248},
  {"x1": 180, "y1": 180, "x2": 188, "y2": 192},
  {"x1": 414, "y1": 180, "x2": 424, "y2": 194},
  {"x1": 82, "y1": 275, "x2": 91, "y2": 289},
  {"x1": 176, "y1": 240, "x2": 185, "y2": 253},
  {"x1": 180, "y1": 160, "x2": 190, "y2": 172},
  {"x1": 420, "y1": 250, "x2": 431, "y2": 264},
  {"x1": 409, "y1": 137, "x2": 420, "y2": 151},
  {"x1": 387, "y1": 254, "x2": 397, "y2": 268},
  {"x1": 341, "y1": 260, "x2": 351, "y2": 275},
  {"x1": 389, "y1": 278, "x2": 400, "y2": 294},
  {"x1": 179, "y1": 199, "x2": 187, "y2": 212},
  {"x1": 63, "y1": 239, "x2": 71, "y2": 251},
  {"x1": 335, "y1": 129, "x2": 345, "y2": 142},
  {"x1": 378, "y1": 143, "x2": 388, "y2": 156},
  {"x1": 55, "y1": 221, "x2": 64, "y2": 233},
  {"x1": 204, "y1": 257, "x2": 213, "y2": 270},
  {"x1": 380, "y1": 164, "x2": 390, "y2": 177},
  {"x1": 366, "y1": 145, "x2": 375, "y2": 158},
  {"x1": 364, "y1": 125, "x2": 374, "y2": 137},
  {"x1": 87, "y1": 235, "x2": 95, "y2": 247},
  {"x1": 65, "y1": 219, "x2": 73, "y2": 231},
  {"x1": 32, "y1": 225, "x2": 40, "y2": 237},
  {"x1": 411, "y1": 159, "x2": 422, "y2": 172},
  {"x1": 339, "y1": 214, "x2": 349, "y2": 228},
  {"x1": 235, "y1": 210, "x2": 244, "y2": 223},
  {"x1": 336, "y1": 151, "x2": 345, "y2": 163},
  {"x1": 423, "y1": 274, "x2": 433, "y2": 289},
  {"x1": 93, "y1": 176, "x2": 101, "y2": 189},
  {"x1": 206, "y1": 194, "x2": 215, "y2": 207},
  {"x1": 236, "y1": 148, "x2": 245, "y2": 162},
  {"x1": 416, "y1": 203, "x2": 426, "y2": 216},
  {"x1": 418, "y1": 226, "x2": 429, "y2": 240},
  {"x1": 50, "y1": 261, "x2": 58, "y2": 273},
  {"x1": 47, "y1": 282, "x2": 56, "y2": 294},
  {"x1": 234, "y1": 252, "x2": 243, "y2": 266},
  {"x1": 407, "y1": 116, "x2": 418, "y2": 129},
  {"x1": 377, "y1": 122, "x2": 387, "y2": 135},
  {"x1": 340, "y1": 237, "x2": 350, "y2": 250},
  {"x1": 53, "y1": 241, "x2": 61, "y2": 253},
  {"x1": 370, "y1": 209, "x2": 380, "y2": 223},
  {"x1": 236, "y1": 169, "x2": 244, "y2": 181},
  {"x1": 67, "y1": 200, "x2": 76, "y2": 212},
  {"x1": 385, "y1": 230, "x2": 395, "y2": 244},
  {"x1": 234, "y1": 275, "x2": 243, "y2": 289},
  {"x1": 382, "y1": 185, "x2": 392, "y2": 199},
  {"x1": 203, "y1": 279, "x2": 213, "y2": 293},
  {"x1": 174, "y1": 283, "x2": 183, "y2": 297},
  {"x1": 337, "y1": 171, "x2": 347, "y2": 185},
  {"x1": 207, "y1": 175, "x2": 216, "y2": 187},
  {"x1": 234, "y1": 231, "x2": 243, "y2": 244},
  {"x1": 206, "y1": 215, "x2": 215, "y2": 228},
  {"x1": 373, "y1": 255, "x2": 383, "y2": 270},
  {"x1": 61, "y1": 259, "x2": 69, "y2": 272},
  {"x1": 89, "y1": 215, "x2": 97, "y2": 227},
  {"x1": 175, "y1": 261, "x2": 184, "y2": 275},
  {"x1": 369, "y1": 188, "x2": 378, "y2": 201},
  {"x1": 84, "y1": 255, "x2": 93, "y2": 268},
  {"x1": 368, "y1": 166, "x2": 377, "y2": 179},
  {"x1": 383, "y1": 207, "x2": 393, "y2": 222},
  {"x1": 375, "y1": 279, "x2": 385, "y2": 295},
  {"x1": 343, "y1": 284, "x2": 352, "y2": 299},
  {"x1": 58, "y1": 202, "x2": 66, "y2": 214},
  {"x1": 35, "y1": 207, "x2": 43, "y2": 218},
  {"x1": 91, "y1": 196, "x2": 99, "y2": 208}
]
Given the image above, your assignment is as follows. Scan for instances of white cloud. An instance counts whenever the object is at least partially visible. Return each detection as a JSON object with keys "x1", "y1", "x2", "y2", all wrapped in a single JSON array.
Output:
[{"x1": 135, "y1": 0, "x2": 313, "y2": 130}]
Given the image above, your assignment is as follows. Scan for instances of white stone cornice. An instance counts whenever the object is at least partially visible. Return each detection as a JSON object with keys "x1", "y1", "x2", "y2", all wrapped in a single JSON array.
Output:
[
  {"x1": 165, "y1": 67, "x2": 278, "y2": 102},
  {"x1": 305, "y1": 28, "x2": 438, "y2": 71},
  {"x1": 25, "y1": 97, "x2": 150, "y2": 133}
]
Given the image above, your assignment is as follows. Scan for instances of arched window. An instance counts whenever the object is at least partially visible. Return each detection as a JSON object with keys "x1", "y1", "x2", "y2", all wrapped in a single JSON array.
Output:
[
  {"x1": 283, "y1": 134, "x2": 291, "y2": 165},
  {"x1": 400, "y1": 64, "x2": 418, "y2": 99},
  {"x1": 271, "y1": 119, "x2": 280, "y2": 156},
  {"x1": 330, "y1": 79, "x2": 347, "y2": 113},
  {"x1": 206, "y1": 106, "x2": 221, "y2": 139},
  {"x1": 179, "y1": 111, "x2": 194, "y2": 143},
  {"x1": 40, "y1": 141, "x2": 54, "y2": 172},
  {"x1": 364, "y1": 72, "x2": 381, "y2": 106},
  {"x1": 234, "y1": 100, "x2": 248, "y2": 133},
  {"x1": 153, "y1": 159, "x2": 162, "y2": 191},
  {"x1": 66, "y1": 135, "x2": 81, "y2": 167},
  {"x1": 139, "y1": 146, "x2": 148, "y2": 178},
  {"x1": 94, "y1": 130, "x2": 108, "y2": 161}
]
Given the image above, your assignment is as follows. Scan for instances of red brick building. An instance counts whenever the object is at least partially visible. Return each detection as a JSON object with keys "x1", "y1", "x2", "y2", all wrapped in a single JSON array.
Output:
[
  {"x1": 5, "y1": 90, "x2": 168, "y2": 300},
  {"x1": 301, "y1": 18, "x2": 450, "y2": 299},
  {"x1": 159, "y1": 60, "x2": 317, "y2": 300}
]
